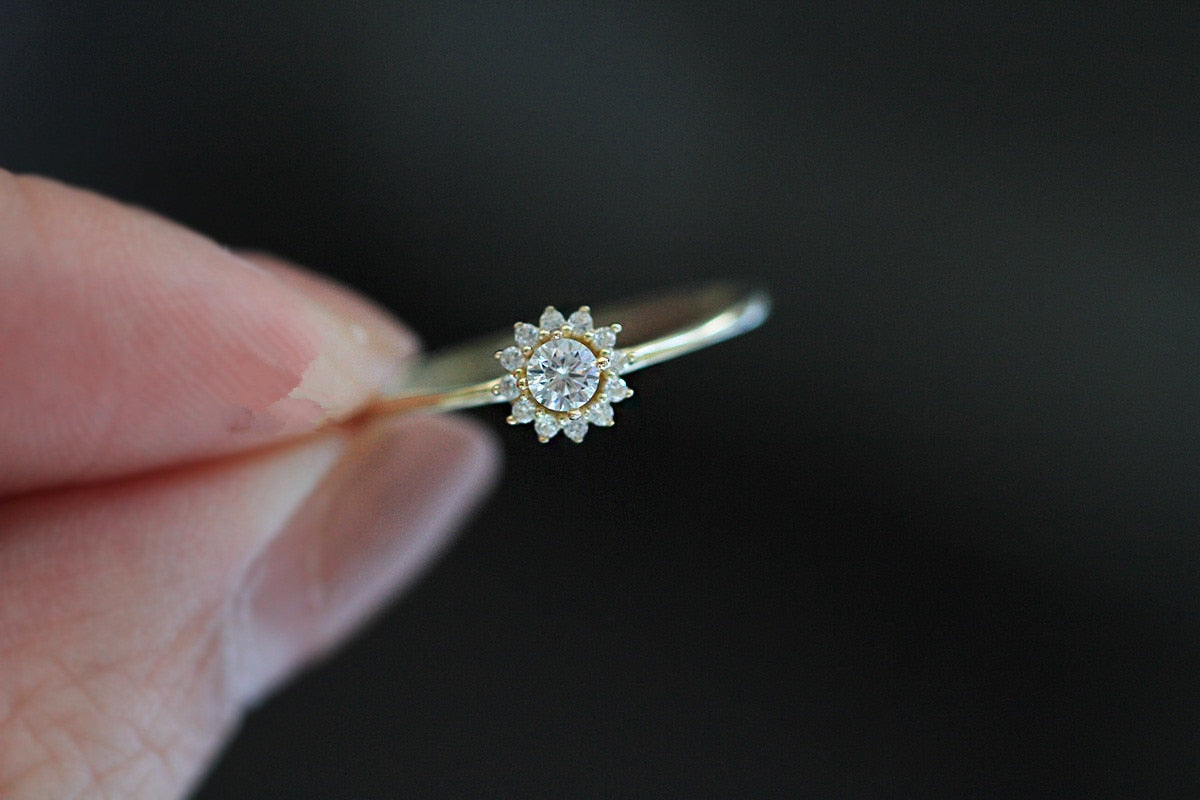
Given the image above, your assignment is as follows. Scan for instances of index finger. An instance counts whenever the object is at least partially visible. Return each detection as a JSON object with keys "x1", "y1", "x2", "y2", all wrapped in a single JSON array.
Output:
[{"x1": 0, "y1": 172, "x2": 417, "y2": 495}]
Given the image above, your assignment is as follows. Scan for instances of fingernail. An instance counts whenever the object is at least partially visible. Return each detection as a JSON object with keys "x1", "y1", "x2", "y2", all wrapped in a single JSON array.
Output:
[
  {"x1": 234, "y1": 252, "x2": 420, "y2": 426},
  {"x1": 226, "y1": 415, "x2": 500, "y2": 705}
]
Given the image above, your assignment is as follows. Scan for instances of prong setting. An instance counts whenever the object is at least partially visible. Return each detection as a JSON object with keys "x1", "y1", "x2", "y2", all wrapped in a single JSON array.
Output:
[{"x1": 498, "y1": 305, "x2": 633, "y2": 443}]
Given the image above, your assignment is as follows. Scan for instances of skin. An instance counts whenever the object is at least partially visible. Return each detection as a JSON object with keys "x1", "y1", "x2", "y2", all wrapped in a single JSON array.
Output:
[{"x1": 0, "y1": 171, "x2": 501, "y2": 799}]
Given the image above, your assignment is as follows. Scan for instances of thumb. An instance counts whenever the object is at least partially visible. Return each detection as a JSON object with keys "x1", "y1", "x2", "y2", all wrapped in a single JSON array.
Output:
[{"x1": 0, "y1": 415, "x2": 498, "y2": 799}]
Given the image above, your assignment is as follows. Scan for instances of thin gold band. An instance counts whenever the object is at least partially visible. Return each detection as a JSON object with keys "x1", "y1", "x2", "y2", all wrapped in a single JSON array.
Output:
[{"x1": 365, "y1": 282, "x2": 770, "y2": 417}]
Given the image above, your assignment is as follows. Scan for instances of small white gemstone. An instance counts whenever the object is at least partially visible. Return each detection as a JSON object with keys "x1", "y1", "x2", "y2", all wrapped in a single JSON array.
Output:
[
  {"x1": 498, "y1": 374, "x2": 520, "y2": 400},
  {"x1": 563, "y1": 418, "x2": 588, "y2": 443},
  {"x1": 606, "y1": 376, "x2": 628, "y2": 403},
  {"x1": 587, "y1": 401, "x2": 614, "y2": 426},
  {"x1": 526, "y1": 338, "x2": 601, "y2": 411},
  {"x1": 610, "y1": 350, "x2": 630, "y2": 374},
  {"x1": 499, "y1": 346, "x2": 524, "y2": 371},
  {"x1": 592, "y1": 327, "x2": 617, "y2": 349},
  {"x1": 540, "y1": 306, "x2": 566, "y2": 330},
  {"x1": 568, "y1": 308, "x2": 593, "y2": 333},
  {"x1": 534, "y1": 413, "x2": 560, "y2": 440},
  {"x1": 511, "y1": 396, "x2": 536, "y2": 423},
  {"x1": 514, "y1": 322, "x2": 539, "y2": 348}
]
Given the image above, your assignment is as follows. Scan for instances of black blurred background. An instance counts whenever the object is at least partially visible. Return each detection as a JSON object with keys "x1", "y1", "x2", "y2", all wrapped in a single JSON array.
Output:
[{"x1": 4, "y1": 3, "x2": 1200, "y2": 797}]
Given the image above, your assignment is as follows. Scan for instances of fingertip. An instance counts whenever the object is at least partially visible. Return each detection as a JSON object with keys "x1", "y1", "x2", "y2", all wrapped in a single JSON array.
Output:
[
  {"x1": 0, "y1": 174, "x2": 428, "y2": 491},
  {"x1": 225, "y1": 413, "x2": 501, "y2": 705},
  {"x1": 372, "y1": 412, "x2": 504, "y2": 507},
  {"x1": 235, "y1": 250, "x2": 422, "y2": 364}
]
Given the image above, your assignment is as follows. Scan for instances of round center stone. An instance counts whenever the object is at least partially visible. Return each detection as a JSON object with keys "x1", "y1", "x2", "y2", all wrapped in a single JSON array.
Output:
[{"x1": 525, "y1": 338, "x2": 600, "y2": 411}]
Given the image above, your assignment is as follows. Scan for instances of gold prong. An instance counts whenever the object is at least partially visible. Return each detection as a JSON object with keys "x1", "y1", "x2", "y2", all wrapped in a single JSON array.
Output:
[
  {"x1": 610, "y1": 323, "x2": 622, "y2": 333},
  {"x1": 517, "y1": 377, "x2": 528, "y2": 390},
  {"x1": 597, "y1": 357, "x2": 610, "y2": 369},
  {"x1": 552, "y1": 330, "x2": 563, "y2": 339},
  {"x1": 578, "y1": 305, "x2": 591, "y2": 313},
  {"x1": 521, "y1": 346, "x2": 532, "y2": 356},
  {"x1": 569, "y1": 410, "x2": 582, "y2": 420},
  {"x1": 537, "y1": 435, "x2": 549, "y2": 443},
  {"x1": 493, "y1": 349, "x2": 503, "y2": 360},
  {"x1": 490, "y1": 384, "x2": 501, "y2": 396},
  {"x1": 506, "y1": 415, "x2": 517, "y2": 425}
]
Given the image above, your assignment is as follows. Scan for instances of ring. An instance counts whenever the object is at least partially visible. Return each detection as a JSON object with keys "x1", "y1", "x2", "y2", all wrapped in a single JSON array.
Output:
[{"x1": 366, "y1": 283, "x2": 770, "y2": 443}]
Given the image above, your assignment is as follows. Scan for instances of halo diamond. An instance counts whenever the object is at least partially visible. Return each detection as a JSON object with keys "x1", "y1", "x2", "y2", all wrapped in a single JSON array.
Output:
[{"x1": 492, "y1": 305, "x2": 633, "y2": 443}]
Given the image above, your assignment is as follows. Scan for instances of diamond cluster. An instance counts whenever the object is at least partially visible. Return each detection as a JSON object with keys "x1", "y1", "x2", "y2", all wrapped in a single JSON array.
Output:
[{"x1": 492, "y1": 305, "x2": 633, "y2": 443}]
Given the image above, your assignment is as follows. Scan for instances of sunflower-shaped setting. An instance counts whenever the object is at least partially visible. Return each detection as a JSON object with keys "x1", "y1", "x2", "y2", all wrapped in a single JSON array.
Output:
[{"x1": 491, "y1": 305, "x2": 634, "y2": 443}]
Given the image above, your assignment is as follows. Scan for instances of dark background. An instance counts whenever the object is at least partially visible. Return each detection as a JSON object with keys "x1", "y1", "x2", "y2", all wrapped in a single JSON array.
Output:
[{"x1": 4, "y1": 3, "x2": 1200, "y2": 797}]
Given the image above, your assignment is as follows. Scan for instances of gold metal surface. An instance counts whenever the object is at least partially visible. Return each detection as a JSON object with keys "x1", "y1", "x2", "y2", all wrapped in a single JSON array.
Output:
[{"x1": 363, "y1": 283, "x2": 770, "y2": 418}]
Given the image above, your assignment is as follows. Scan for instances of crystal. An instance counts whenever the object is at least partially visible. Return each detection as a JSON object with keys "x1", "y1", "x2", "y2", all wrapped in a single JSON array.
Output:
[
  {"x1": 563, "y1": 418, "x2": 588, "y2": 443},
  {"x1": 592, "y1": 327, "x2": 617, "y2": 349},
  {"x1": 514, "y1": 322, "x2": 539, "y2": 348},
  {"x1": 587, "y1": 401, "x2": 614, "y2": 426},
  {"x1": 525, "y1": 338, "x2": 601, "y2": 411},
  {"x1": 511, "y1": 396, "x2": 536, "y2": 423},
  {"x1": 610, "y1": 350, "x2": 630, "y2": 374},
  {"x1": 498, "y1": 374, "x2": 520, "y2": 400},
  {"x1": 534, "y1": 413, "x2": 560, "y2": 440},
  {"x1": 568, "y1": 308, "x2": 593, "y2": 333},
  {"x1": 499, "y1": 346, "x2": 524, "y2": 371},
  {"x1": 606, "y1": 376, "x2": 628, "y2": 403},
  {"x1": 540, "y1": 306, "x2": 566, "y2": 330}
]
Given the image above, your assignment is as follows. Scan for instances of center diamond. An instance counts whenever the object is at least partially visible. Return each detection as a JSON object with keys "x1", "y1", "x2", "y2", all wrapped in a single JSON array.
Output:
[{"x1": 525, "y1": 338, "x2": 600, "y2": 411}]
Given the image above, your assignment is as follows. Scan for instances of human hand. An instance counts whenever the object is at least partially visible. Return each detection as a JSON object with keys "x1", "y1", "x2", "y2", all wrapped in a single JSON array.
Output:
[{"x1": 0, "y1": 172, "x2": 500, "y2": 798}]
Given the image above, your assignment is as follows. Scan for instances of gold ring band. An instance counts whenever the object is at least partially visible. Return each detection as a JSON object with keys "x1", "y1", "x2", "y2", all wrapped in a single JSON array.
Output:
[{"x1": 365, "y1": 282, "x2": 770, "y2": 440}]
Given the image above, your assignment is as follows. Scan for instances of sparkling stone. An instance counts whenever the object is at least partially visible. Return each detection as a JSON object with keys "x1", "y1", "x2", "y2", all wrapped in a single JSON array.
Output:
[
  {"x1": 514, "y1": 322, "x2": 539, "y2": 348},
  {"x1": 534, "y1": 413, "x2": 560, "y2": 440},
  {"x1": 497, "y1": 374, "x2": 520, "y2": 400},
  {"x1": 587, "y1": 401, "x2": 614, "y2": 426},
  {"x1": 568, "y1": 308, "x2": 593, "y2": 333},
  {"x1": 525, "y1": 338, "x2": 600, "y2": 411},
  {"x1": 610, "y1": 350, "x2": 630, "y2": 374},
  {"x1": 540, "y1": 306, "x2": 566, "y2": 330},
  {"x1": 592, "y1": 327, "x2": 617, "y2": 349},
  {"x1": 499, "y1": 346, "x2": 524, "y2": 371},
  {"x1": 563, "y1": 418, "x2": 588, "y2": 443},
  {"x1": 511, "y1": 396, "x2": 536, "y2": 423},
  {"x1": 606, "y1": 376, "x2": 628, "y2": 403}
]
